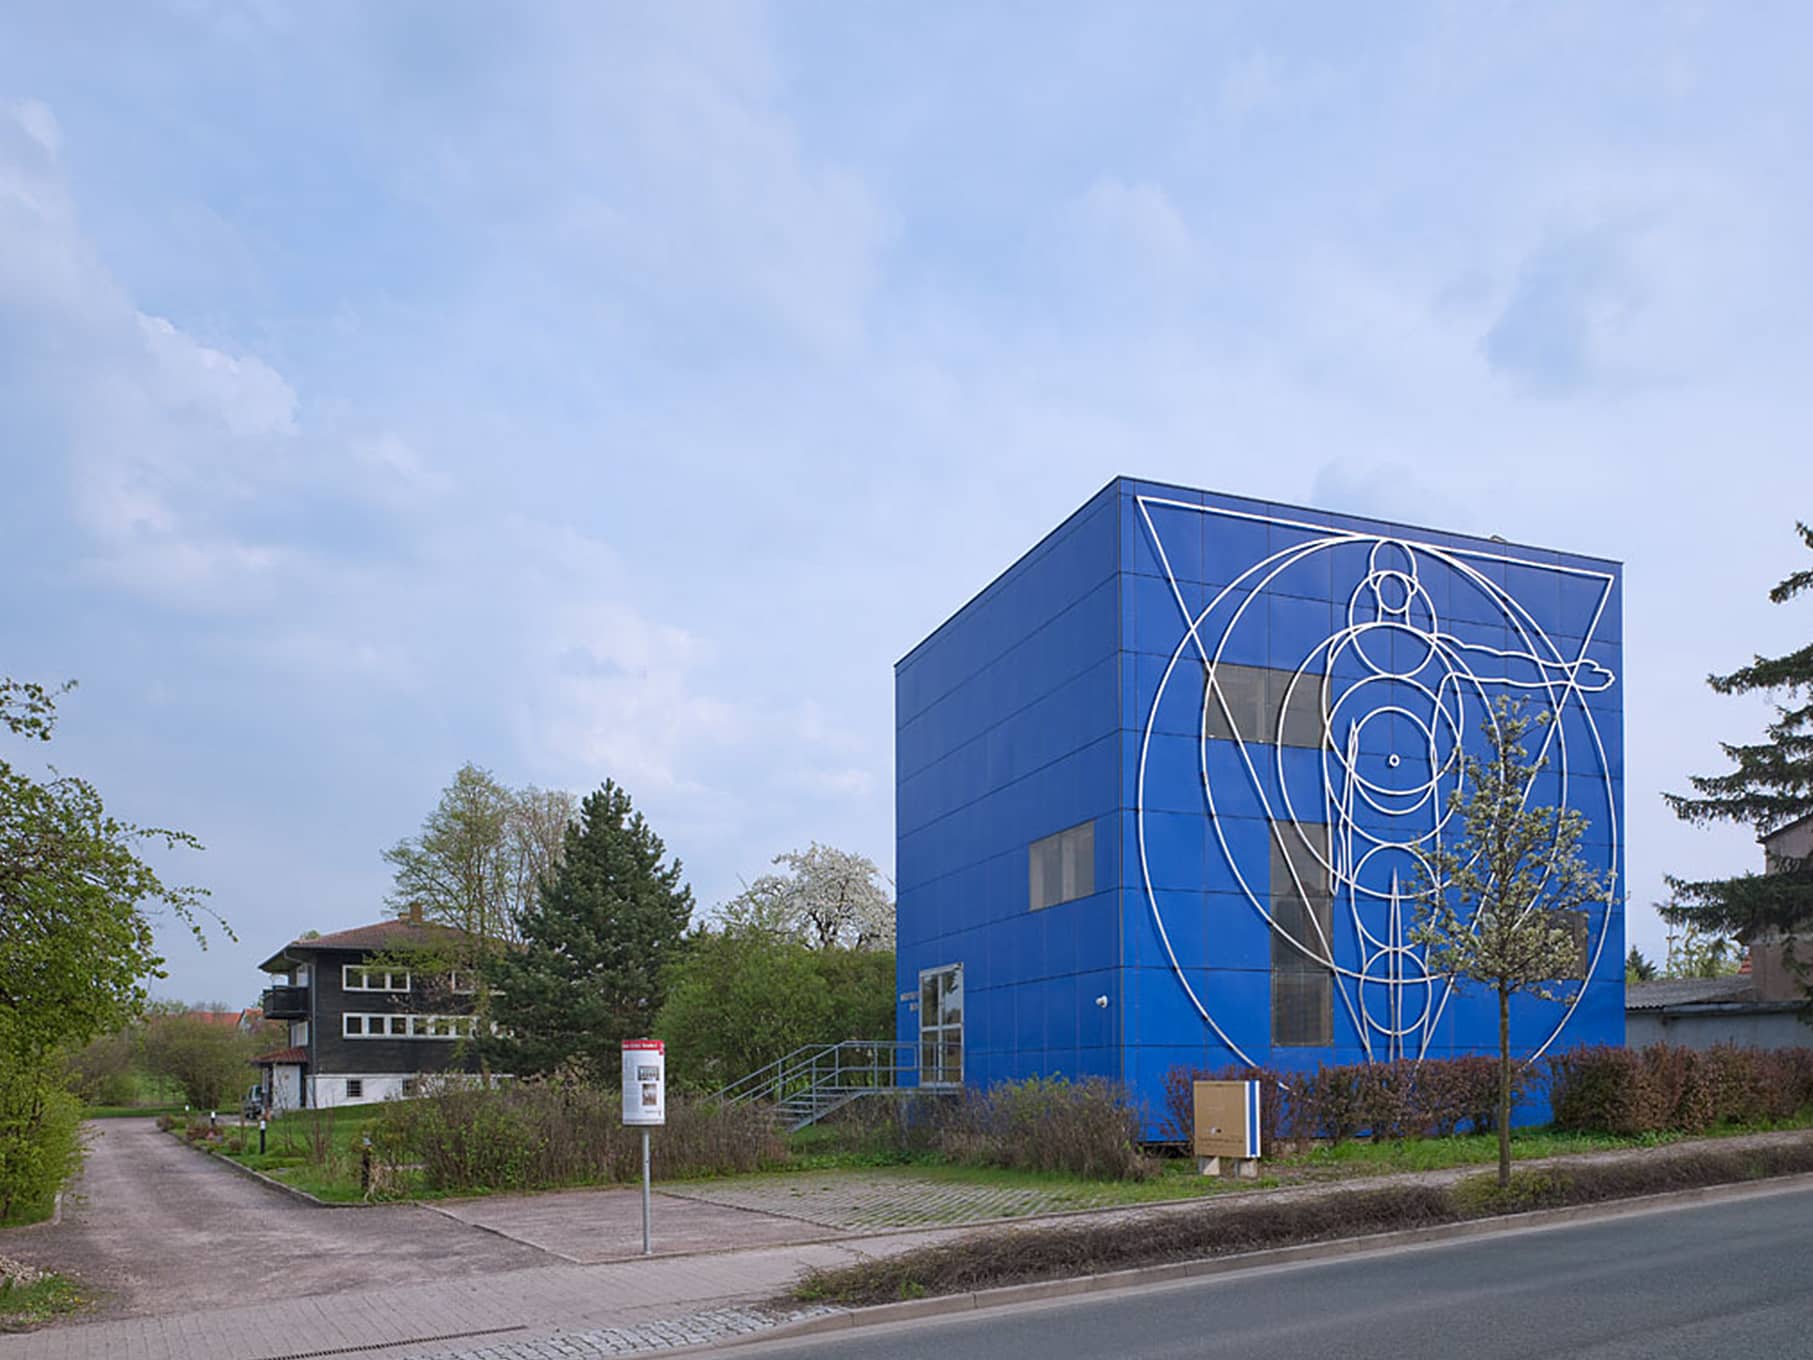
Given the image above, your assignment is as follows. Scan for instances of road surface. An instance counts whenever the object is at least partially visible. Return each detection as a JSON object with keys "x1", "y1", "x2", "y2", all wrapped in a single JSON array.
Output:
[{"x1": 738, "y1": 1183, "x2": 1813, "y2": 1360}]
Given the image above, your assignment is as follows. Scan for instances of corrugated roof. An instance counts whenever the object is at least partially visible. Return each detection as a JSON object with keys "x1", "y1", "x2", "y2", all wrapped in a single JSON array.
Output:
[
  {"x1": 250, "y1": 1046, "x2": 308, "y2": 1065},
  {"x1": 1625, "y1": 975, "x2": 1757, "y2": 1010}
]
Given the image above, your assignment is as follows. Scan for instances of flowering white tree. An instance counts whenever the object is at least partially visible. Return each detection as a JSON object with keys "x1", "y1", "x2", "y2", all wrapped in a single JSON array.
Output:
[
  {"x1": 1411, "y1": 695, "x2": 1613, "y2": 1188},
  {"x1": 721, "y1": 843, "x2": 895, "y2": 951}
]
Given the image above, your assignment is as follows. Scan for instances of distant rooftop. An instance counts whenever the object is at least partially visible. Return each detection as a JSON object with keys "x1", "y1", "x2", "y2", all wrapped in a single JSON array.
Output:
[{"x1": 1625, "y1": 975, "x2": 1758, "y2": 1011}]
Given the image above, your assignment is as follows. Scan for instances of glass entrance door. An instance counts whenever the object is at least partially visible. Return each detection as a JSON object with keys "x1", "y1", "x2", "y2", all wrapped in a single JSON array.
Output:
[{"x1": 918, "y1": 964, "x2": 963, "y2": 1087}]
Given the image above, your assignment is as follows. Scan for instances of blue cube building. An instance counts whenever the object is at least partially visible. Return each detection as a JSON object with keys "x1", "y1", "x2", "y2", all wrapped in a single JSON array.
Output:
[{"x1": 895, "y1": 478, "x2": 1624, "y2": 1131}]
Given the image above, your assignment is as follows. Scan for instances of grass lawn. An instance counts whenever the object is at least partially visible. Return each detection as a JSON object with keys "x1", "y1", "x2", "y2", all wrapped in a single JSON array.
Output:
[
  {"x1": 175, "y1": 1102, "x2": 1813, "y2": 1210},
  {"x1": 199, "y1": 1106, "x2": 397, "y2": 1203},
  {"x1": 1285, "y1": 1107, "x2": 1813, "y2": 1176},
  {"x1": 0, "y1": 1274, "x2": 87, "y2": 1331}
]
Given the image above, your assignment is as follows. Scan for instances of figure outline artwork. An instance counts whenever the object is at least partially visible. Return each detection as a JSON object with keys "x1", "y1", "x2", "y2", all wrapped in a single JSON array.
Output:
[{"x1": 1135, "y1": 497, "x2": 1621, "y2": 1067}]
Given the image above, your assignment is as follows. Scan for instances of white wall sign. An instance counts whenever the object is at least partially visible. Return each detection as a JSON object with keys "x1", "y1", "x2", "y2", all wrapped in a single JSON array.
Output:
[{"x1": 621, "y1": 1039, "x2": 665, "y2": 1126}]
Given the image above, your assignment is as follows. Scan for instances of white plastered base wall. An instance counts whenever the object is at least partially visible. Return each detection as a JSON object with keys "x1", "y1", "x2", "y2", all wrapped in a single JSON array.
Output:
[{"x1": 307, "y1": 1074, "x2": 412, "y2": 1108}]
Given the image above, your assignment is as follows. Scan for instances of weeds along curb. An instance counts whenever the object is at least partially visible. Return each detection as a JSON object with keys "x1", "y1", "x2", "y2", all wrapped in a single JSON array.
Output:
[{"x1": 755, "y1": 1170, "x2": 1813, "y2": 1345}]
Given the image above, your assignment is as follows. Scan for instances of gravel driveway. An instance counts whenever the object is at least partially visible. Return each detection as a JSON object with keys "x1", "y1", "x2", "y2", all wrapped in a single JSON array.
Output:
[{"x1": 2, "y1": 1118, "x2": 550, "y2": 1320}]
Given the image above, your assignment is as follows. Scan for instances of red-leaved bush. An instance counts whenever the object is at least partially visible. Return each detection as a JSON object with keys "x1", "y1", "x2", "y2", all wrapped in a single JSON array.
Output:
[{"x1": 1548, "y1": 1044, "x2": 1813, "y2": 1135}]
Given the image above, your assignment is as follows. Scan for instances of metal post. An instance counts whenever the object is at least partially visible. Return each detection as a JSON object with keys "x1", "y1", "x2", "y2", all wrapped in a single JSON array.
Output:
[
  {"x1": 259, "y1": 1118, "x2": 267, "y2": 1156},
  {"x1": 641, "y1": 1129, "x2": 652, "y2": 1256}
]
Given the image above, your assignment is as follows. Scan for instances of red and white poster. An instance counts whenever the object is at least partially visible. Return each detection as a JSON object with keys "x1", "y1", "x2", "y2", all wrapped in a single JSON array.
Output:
[{"x1": 620, "y1": 1039, "x2": 665, "y2": 1126}]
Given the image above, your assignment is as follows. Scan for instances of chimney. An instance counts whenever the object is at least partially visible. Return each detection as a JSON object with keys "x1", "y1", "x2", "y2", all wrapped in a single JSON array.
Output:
[{"x1": 407, "y1": 902, "x2": 423, "y2": 925}]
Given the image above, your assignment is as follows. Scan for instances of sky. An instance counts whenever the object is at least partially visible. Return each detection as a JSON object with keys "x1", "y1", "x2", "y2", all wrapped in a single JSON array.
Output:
[{"x1": 2, "y1": 2, "x2": 1809, "y2": 1006}]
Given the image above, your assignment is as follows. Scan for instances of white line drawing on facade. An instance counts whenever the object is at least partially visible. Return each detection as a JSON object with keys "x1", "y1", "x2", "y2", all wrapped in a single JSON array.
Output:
[{"x1": 1134, "y1": 496, "x2": 1620, "y2": 1067}]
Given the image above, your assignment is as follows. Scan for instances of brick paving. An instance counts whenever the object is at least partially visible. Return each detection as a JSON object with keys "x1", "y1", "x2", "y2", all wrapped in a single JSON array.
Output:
[{"x1": 660, "y1": 1168, "x2": 1137, "y2": 1229}]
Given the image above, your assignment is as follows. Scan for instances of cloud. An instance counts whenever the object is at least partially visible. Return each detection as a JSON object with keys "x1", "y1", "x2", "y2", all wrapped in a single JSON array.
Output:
[{"x1": 1482, "y1": 226, "x2": 1643, "y2": 393}]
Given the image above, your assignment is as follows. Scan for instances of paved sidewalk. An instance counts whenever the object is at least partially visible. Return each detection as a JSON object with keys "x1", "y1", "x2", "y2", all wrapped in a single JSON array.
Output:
[{"x1": 7, "y1": 1127, "x2": 1809, "y2": 1360}]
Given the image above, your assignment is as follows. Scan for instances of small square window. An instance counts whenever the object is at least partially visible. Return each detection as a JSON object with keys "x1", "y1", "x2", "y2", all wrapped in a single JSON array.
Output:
[
  {"x1": 344, "y1": 1015, "x2": 364, "y2": 1037},
  {"x1": 345, "y1": 1079, "x2": 364, "y2": 1100},
  {"x1": 1029, "y1": 821, "x2": 1095, "y2": 910},
  {"x1": 389, "y1": 1016, "x2": 410, "y2": 1037}
]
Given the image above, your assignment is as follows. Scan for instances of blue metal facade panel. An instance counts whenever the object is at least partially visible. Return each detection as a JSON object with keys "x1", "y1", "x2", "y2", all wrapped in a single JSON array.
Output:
[{"x1": 896, "y1": 477, "x2": 1625, "y2": 1132}]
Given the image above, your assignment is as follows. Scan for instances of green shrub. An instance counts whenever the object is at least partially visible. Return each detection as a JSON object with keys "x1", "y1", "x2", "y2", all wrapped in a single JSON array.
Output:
[
  {"x1": 0, "y1": 1054, "x2": 82, "y2": 1226},
  {"x1": 939, "y1": 1077, "x2": 1156, "y2": 1181},
  {"x1": 375, "y1": 1076, "x2": 786, "y2": 1193}
]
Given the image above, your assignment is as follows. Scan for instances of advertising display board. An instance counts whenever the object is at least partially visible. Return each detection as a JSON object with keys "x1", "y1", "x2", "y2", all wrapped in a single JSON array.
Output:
[{"x1": 621, "y1": 1039, "x2": 665, "y2": 1126}]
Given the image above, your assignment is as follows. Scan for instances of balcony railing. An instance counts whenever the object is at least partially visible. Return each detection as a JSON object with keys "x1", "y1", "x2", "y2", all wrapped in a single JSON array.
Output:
[{"x1": 261, "y1": 985, "x2": 309, "y2": 1019}]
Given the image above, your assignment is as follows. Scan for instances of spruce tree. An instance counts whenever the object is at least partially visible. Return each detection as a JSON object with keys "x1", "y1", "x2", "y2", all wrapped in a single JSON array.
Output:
[
  {"x1": 1664, "y1": 522, "x2": 1813, "y2": 987},
  {"x1": 485, "y1": 779, "x2": 693, "y2": 1078}
]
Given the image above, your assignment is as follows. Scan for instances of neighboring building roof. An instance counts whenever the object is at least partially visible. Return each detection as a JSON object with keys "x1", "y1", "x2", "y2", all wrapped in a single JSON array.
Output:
[
  {"x1": 1761, "y1": 809, "x2": 1813, "y2": 848},
  {"x1": 188, "y1": 1011, "x2": 247, "y2": 1028},
  {"x1": 1626, "y1": 975, "x2": 1758, "y2": 1011},
  {"x1": 257, "y1": 918, "x2": 471, "y2": 972},
  {"x1": 251, "y1": 1046, "x2": 308, "y2": 1065}
]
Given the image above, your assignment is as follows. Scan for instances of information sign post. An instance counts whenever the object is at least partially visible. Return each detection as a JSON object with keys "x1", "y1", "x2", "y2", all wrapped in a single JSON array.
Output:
[{"x1": 621, "y1": 1039, "x2": 665, "y2": 1255}]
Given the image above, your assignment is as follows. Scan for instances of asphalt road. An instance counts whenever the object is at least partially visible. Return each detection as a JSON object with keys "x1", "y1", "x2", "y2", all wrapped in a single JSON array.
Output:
[{"x1": 740, "y1": 1184, "x2": 1813, "y2": 1360}]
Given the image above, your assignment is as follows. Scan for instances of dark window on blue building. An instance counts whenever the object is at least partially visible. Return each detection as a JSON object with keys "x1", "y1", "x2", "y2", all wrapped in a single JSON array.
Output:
[
  {"x1": 1552, "y1": 910, "x2": 1590, "y2": 981},
  {"x1": 1270, "y1": 825, "x2": 1333, "y2": 1046},
  {"x1": 1204, "y1": 662, "x2": 1326, "y2": 748},
  {"x1": 1029, "y1": 821, "x2": 1095, "y2": 910}
]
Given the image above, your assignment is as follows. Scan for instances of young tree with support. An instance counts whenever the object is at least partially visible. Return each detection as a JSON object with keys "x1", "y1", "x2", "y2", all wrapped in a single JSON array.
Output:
[{"x1": 1411, "y1": 694, "x2": 1614, "y2": 1188}]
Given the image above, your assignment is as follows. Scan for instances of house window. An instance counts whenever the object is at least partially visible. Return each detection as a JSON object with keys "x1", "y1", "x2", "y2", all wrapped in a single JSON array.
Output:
[
  {"x1": 344, "y1": 1079, "x2": 364, "y2": 1100},
  {"x1": 1270, "y1": 825, "x2": 1333, "y2": 1047},
  {"x1": 1029, "y1": 821, "x2": 1095, "y2": 911},
  {"x1": 448, "y1": 972, "x2": 478, "y2": 995},
  {"x1": 344, "y1": 966, "x2": 411, "y2": 993},
  {"x1": 343, "y1": 1012, "x2": 471, "y2": 1040},
  {"x1": 289, "y1": 1022, "x2": 309, "y2": 1047},
  {"x1": 1204, "y1": 662, "x2": 1327, "y2": 748}
]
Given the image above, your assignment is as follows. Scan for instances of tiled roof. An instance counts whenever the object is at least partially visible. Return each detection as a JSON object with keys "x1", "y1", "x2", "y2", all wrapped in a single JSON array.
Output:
[
  {"x1": 251, "y1": 1046, "x2": 308, "y2": 1065},
  {"x1": 1626, "y1": 975, "x2": 1757, "y2": 1011},
  {"x1": 257, "y1": 918, "x2": 471, "y2": 970}
]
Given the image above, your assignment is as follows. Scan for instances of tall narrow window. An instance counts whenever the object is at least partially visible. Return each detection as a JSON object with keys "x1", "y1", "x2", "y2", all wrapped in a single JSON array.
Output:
[
  {"x1": 919, "y1": 964, "x2": 963, "y2": 1087},
  {"x1": 1270, "y1": 824, "x2": 1333, "y2": 1047},
  {"x1": 1551, "y1": 910, "x2": 1591, "y2": 981},
  {"x1": 1029, "y1": 821, "x2": 1095, "y2": 910}
]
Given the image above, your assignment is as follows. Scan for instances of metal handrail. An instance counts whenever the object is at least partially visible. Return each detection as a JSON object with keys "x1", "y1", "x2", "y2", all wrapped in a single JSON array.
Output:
[
  {"x1": 715, "y1": 1042, "x2": 841, "y2": 1104},
  {"x1": 716, "y1": 1039, "x2": 917, "y2": 1107}
]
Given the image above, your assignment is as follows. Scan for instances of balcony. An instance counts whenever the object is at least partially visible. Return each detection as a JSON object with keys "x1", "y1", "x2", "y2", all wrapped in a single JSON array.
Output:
[{"x1": 261, "y1": 985, "x2": 309, "y2": 1019}]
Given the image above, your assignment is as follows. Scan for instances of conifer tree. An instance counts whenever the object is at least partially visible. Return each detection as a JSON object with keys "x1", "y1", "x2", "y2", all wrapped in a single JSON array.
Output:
[
  {"x1": 1665, "y1": 522, "x2": 1813, "y2": 990},
  {"x1": 484, "y1": 780, "x2": 692, "y2": 1078}
]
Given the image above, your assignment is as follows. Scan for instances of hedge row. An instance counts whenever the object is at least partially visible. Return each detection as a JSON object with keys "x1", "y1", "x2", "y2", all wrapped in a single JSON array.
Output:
[
  {"x1": 1162, "y1": 1056, "x2": 1527, "y2": 1147},
  {"x1": 1548, "y1": 1044, "x2": 1813, "y2": 1135},
  {"x1": 1164, "y1": 1044, "x2": 1813, "y2": 1146}
]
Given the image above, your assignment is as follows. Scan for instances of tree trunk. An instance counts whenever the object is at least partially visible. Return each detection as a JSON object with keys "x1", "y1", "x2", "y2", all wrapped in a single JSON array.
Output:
[{"x1": 1497, "y1": 985, "x2": 1512, "y2": 1189}]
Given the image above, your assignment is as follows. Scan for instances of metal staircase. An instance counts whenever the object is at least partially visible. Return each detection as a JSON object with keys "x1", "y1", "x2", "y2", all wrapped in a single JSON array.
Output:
[{"x1": 715, "y1": 1040, "x2": 919, "y2": 1131}]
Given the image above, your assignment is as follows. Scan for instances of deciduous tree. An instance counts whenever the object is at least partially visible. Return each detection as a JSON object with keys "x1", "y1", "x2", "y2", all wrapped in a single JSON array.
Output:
[
  {"x1": 1411, "y1": 695, "x2": 1613, "y2": 1188},
  {"x1": 720, "y1": 843, "x2": 895, "y2": 950}
]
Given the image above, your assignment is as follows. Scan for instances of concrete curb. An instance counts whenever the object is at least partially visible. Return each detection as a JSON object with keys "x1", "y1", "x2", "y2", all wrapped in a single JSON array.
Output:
[{"x1": 748, "y1": 1170, "x2": 1813, "y2": 1345}]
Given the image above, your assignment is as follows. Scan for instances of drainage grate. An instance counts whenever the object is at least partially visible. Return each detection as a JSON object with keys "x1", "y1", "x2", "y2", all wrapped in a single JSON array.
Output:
[{"x1": 250, "y1": 1324, "x2": 529, "y2": 1360}]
